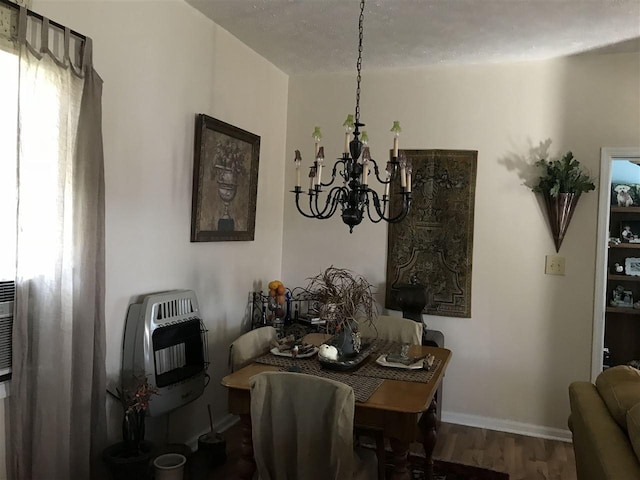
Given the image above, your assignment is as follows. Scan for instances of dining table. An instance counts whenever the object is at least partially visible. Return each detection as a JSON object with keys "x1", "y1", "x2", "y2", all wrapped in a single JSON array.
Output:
[{"x1": 221, "y1": 336, "x2": 452, "y2": 480}]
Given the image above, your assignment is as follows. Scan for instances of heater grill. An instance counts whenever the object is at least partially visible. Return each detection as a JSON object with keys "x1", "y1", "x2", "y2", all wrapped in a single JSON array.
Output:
[
  {"x1": 122, "y1": 290, "x2": 208, "y2": 416},
  {"x1": 0, "y1": 281, "x2": 15, "y2": 381}
]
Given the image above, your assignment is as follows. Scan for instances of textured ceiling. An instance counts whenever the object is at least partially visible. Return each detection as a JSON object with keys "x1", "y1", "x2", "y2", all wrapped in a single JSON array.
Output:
[{"x1": 186, "y1": 0, "x2": 640, "y2": 75}]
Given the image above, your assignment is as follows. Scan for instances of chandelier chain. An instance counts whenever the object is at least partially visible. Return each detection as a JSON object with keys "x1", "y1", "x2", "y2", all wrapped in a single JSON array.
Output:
[{"x1": 355, "y1": 0, "x2": 365, "y2": 126}]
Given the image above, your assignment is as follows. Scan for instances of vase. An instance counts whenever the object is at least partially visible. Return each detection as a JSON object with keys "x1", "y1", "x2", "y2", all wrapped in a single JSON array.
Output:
[
  {"x1": 543, "y1": 192, "x2": 580, "y2": 252},
  {"x1": 102, "y1": 440, "x2": 155, "y2": 480},
  {"x1": 395, "y1": 283, "x2": 428, "y2": 322},
  {"x1": 330, "y1": 321, "x2": 361, "y2": 357},
  {"x1": 216, "y1": 166, "x2": 238, "y2": 232},
  {"x1": 122, "y1": 408, "x2": 146, "y2": 457}
]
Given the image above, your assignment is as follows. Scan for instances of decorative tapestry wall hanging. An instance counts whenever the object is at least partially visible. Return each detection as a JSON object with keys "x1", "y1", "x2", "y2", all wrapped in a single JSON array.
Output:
[{"x1": 386, "y1": 149, "x2": 477, "y2": 318}]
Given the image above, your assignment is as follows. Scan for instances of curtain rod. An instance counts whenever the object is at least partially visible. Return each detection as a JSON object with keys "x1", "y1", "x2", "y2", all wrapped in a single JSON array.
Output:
[{"x1": 0, "y1": 0, "x2": 87, "y2": 41}]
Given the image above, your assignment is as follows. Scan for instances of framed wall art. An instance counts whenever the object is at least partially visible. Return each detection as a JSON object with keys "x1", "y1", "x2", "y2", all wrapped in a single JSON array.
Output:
[
  {"x1": 386, "y1": 149, "x2": 478, "y2": 318},
  {"x1": 190, "y1": 114, "x2": 260, "y2": 242}
]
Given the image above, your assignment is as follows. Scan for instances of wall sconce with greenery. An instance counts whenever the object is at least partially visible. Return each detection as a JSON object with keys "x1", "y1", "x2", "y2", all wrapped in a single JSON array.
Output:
[{"x1": 532, "y1": 151, "x2": 595, "y2": 252}]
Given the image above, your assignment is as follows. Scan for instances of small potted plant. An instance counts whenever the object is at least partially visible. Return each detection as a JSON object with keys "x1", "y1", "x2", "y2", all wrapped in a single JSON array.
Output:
[
  {"x1": 305, "y1": 266, "x2": 377, "y2": 355},
  {"x1": 103, "y1": 376, "x2": 158, "y2": 479},
  {"x1": 531, "y1": 151, "x2": 595, "y2": 251}
]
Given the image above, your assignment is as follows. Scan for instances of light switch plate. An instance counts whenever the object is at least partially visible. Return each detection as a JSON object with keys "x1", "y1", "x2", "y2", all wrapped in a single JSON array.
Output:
[{"x1": 545, "y1": 255, "x2": 565, "y2": 275}]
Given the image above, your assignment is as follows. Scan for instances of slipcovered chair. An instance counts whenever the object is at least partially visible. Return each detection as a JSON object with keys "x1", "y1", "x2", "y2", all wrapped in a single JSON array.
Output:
[
  {"x1": 356, "y1": 314, "x2": 423, "y2": 478},
  {"x1": 229, "y1": 326, "x2": 278, "y2": 372},
  {"x1": 358, "y1": 314, "x2": 423, "y2": 345},
  {"x1": 250, "y1": 372, "x2": 377, "y2": 480}
]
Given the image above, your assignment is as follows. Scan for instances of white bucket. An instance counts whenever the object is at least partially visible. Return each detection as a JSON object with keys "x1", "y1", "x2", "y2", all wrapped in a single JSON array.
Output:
[{"x1": 153, "y1": 453, "x2": 187, "y2": 480}]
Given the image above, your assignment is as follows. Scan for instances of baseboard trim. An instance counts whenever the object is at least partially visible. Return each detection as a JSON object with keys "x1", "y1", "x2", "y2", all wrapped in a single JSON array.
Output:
[
  {"x1": 442, "y1": 411, "x2": 573, "y2": 442},
  {"x1": 187, "y1": 411, "x2": 572, "y2": 449}
]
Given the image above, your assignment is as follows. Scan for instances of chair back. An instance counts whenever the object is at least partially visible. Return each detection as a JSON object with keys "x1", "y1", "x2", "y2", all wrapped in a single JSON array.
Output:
[
  {"x1": 250, "y1": 372, "x2": 355, "y2": 480},
  {"x1": 229, "y1": 326, "x2": 278, "y2": 372},
  {"x1": 358, "y1": 315, "x2": 422, "y2": 345}
]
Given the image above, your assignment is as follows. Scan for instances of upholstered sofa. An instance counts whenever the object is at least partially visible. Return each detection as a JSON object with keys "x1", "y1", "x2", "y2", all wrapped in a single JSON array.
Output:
[{"x1": 568, "y1": 365, "x2": 640, "y2": 480}]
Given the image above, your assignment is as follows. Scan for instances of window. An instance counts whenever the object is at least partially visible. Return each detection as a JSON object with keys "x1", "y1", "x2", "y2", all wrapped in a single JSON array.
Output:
[
  {"x1": 0, "y1": 47, "x2": 18, "y2": 392},
  {"x1": 0, "y1": 47, "x2": 18, "y2": 281}
]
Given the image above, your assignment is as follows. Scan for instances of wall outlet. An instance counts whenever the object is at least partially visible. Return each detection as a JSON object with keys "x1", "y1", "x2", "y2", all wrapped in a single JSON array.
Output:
[{"x1": 545, "y1": 255, "x2": 566, "y2": 275}]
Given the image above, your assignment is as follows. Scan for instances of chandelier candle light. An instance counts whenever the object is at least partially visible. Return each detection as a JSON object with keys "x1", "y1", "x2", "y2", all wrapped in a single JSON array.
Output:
[{"x1": 291, "y1": 0, "x2": 412, "y2": 233}]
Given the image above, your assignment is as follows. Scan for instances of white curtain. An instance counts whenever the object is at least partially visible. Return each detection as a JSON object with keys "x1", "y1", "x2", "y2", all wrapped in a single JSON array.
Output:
[{"x1": 8, "y1": 6, "x2": 106, "y2": 479}]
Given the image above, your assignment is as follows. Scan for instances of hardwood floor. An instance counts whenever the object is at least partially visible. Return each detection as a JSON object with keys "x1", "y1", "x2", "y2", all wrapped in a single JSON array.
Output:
[{"x1": 205, "y1": 420, "x2": 577, "y2": 480}]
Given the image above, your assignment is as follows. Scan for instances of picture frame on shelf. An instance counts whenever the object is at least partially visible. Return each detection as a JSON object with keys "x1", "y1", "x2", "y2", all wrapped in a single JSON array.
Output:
[
  {"x1": 620, "y1": 220, "x2": 640, "y2": 243},
  {"x1": 190, "y1": 114, "x2": 261, "y2": 242},
  {"x1": 625, "y1": 257, "x2": 640, "y2": 276},
  {"x1": 610, "y1": 285, "x2": 633, "y2": 307}
]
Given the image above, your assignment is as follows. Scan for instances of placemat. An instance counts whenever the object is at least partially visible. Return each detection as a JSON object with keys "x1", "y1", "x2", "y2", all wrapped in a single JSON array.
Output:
[
  {"x1": 253, "y1": 353, "x2": 383, "y2": 402},
  {"x1": 353, "y1": 357, "x2": 441, "y2": 383},
  {"x1": 351, "y1": 338, "x2": 442, "y2": 382}
]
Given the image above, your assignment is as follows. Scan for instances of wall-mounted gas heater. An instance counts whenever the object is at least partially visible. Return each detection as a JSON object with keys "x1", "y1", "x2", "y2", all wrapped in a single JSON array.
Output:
[
  {"x1": 122, "y1": 289, "x2": 208, "y2": 417},
  {"x1": 0, "y1": 281, "x2": 14, "y2": 382}
]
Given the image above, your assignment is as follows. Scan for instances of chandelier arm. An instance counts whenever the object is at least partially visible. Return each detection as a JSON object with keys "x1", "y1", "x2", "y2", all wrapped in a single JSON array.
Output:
[
  {"x1": 368, "y1": 158, "x2": 397, "y2": 184},
  {"x1": 369, "y1": 189, "x2": 413, "y2": 223},
  {"x1": 365, "y1": 199, "x2": 385, "y2": 224},
  {"x1": 367, "y1": 189, "x2": 388, "y2": 222},
  {"x1": 294, "y1": 192, "x2": 325, "y2": 219},
  {"x1": 313, "y1": 186, "x2": 347, "y2": 219}
]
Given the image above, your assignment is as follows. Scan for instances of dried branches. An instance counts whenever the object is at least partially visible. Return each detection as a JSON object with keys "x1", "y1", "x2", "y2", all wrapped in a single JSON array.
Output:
[{"x1": 305, "y1": 266, "x2": 377, "y2": 331}]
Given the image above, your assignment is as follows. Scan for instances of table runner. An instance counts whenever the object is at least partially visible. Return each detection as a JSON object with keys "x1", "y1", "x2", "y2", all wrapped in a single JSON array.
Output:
[
  {"x1": 252, "y1": 353, "x2": 383, "y2": 402},
  {"x1": 254, "y1": 339, "x2": 441, "y2": 402}
]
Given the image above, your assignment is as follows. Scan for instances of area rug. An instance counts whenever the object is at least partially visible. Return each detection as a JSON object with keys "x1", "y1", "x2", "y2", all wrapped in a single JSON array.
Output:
[
  {"x1": 412, "y1": 459, "x2": 510, "y2": 480},
  {"x1": 382, "y1": 455, "x2": 509, "y2": 480}
]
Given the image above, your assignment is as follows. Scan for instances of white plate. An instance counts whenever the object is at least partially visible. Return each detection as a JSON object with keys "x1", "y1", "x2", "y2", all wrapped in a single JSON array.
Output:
[
  {"x1": 375, "y1": 354, "x2": 425, "y2": 370},
  {"x1": 270, "y1": 346, "x2": 318, "y2": 358}
]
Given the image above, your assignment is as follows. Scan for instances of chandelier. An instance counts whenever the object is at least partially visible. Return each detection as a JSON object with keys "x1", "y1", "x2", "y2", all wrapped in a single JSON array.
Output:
[{"x1": 291, "y1": 0, "x2": 412, "y2": 233}]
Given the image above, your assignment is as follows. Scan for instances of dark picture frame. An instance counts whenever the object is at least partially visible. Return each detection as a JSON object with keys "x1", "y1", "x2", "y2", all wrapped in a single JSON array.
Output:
[
  {"x1": 620, "y1": 220, "x2": 640, "y2": 244},
  {"x1": 190, "y1": 114, "x2": 260, "y2": 242}
]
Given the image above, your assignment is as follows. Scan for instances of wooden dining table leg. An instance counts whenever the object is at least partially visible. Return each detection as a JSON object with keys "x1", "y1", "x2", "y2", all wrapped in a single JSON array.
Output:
[
  {"x1": 388, "y1": 437, "x2": 411, "y2": 480},
  {"x1": 237, "y1": 414, "x2": 256, "y2": 480},
  {"x1": 418, "y1": 399, "x2": 439, "y2": 480}
]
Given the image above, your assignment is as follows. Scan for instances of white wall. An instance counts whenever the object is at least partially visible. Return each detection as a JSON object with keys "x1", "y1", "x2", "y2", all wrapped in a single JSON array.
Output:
[
  {"x1": 30, "y1": 0, "x2": 288, "y2": 447},
  {"x1": 283, "y1": 52, "x2": 640, "y2": 437}
]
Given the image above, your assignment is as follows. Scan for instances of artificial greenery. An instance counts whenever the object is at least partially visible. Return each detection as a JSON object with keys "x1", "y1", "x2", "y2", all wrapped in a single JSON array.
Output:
[{"x1": 532, "y1": 151, "x2": 595, "y2": 197}]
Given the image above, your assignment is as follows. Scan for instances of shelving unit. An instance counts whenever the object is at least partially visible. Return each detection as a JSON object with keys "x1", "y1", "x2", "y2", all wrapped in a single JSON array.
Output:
[{"x1": 605, "y1": 204, "x2": 640, "y2": 367}]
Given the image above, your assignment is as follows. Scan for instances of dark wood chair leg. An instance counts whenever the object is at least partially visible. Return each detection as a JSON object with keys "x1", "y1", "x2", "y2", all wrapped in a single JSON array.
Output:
[
  {"x1": 237, "y1": 414, "x2": 256, "y2": 480},
  {"x1": 418, "y1": 399, "x2": 438, "y2": 480}
]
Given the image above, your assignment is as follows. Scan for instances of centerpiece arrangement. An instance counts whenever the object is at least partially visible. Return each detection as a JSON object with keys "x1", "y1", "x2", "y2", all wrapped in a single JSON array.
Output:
[
  {"x1": 305, "y1": 266, "x2": 377, "y2": 362},
  {"x1": 531, "y1": 151, "x2": 595, "y2": 252}
]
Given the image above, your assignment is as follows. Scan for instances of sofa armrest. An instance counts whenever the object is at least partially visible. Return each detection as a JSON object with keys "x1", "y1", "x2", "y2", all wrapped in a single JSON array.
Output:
[{"x1": 569, "y1": 381, "x2": 640, "y2": 480}]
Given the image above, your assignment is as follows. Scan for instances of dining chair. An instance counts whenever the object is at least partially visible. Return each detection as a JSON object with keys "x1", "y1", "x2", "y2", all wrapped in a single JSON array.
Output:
[
  {"x1": 356, "y1": 314, "x2": 423, "y2": 478},
  {"x1": 358, "y1": 314, "x2": 423, "y2": 345},
  {"x1": 249, "y1": 371, "x2": 377, "y2": 480},
  {"x1": 229, "y1": 326, "x2": 278, "y2": 372}
]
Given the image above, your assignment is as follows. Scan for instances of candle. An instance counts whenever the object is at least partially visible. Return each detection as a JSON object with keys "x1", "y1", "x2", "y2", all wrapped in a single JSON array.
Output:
[
  {"x1": 343, "y1": 114, "x2": 354, "y2": 155},
  {"x1": 406, "y1": 162, "x2": 412, "y2": 193},
  {"x1": 316, "y1": 147, "x2": 324, "y2": 186},
  {"x1": 309, "y1": 166, "x2": 316, "y2": 191},
  {"x1": 399, "y1": 151, "x2": 407, "y2": 189},
  {"x1": 384, "y1": 161, "x2": 392, "y2": 197},
  {"x1": 294, "y1": 150, "x2": 302, "y2": 188},
  {"x1": 312, "y1": 127, "x2": 322, "y2": 157},
  {"x1": 390, "y1": 121, "x2": 401, "y2": 158},
  {"x1": 362, "y1": 147, "x2": 370, "y2": 186}
]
